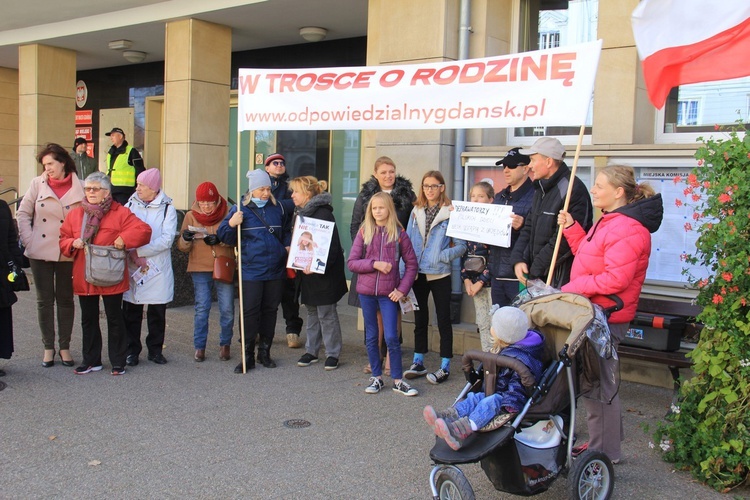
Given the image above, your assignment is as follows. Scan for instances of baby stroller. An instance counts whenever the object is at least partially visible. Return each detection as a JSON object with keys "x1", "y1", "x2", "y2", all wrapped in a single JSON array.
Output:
[{"x1": 429, "y1": 292, "x2": 621, "y2": 500}]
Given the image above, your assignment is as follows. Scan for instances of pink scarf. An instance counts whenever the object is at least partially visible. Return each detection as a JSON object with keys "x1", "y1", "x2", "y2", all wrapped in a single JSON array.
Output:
[{"x1": 81, "y1": 195, "x2": 113, "y2": 242}]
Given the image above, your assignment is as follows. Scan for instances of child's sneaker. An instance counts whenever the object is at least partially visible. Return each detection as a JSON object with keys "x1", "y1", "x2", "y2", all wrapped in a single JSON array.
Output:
[
  {"x1": 74, "y1": 365, "x2": 102, "y2": 375},
  {"x1": 423, "y1": 405, "x2": 459, "y2": 434},
  {"x1": 364, "y1": 377, "x2": 384, "y2": 394},
  {"x1": 403, "y1": 362, "x2": 427, "y2": 379},
  {"x1": 297, "y1": 353, "x2": 319, "y2": 367},
  {"x1": 393, "y1": 380, "x2": 419, "y2": 397},
  {"x1": 427, "y1": 368, "x2": 450, "y2": 385},
  {"x1": 435, "y1": 416, "x2": 473, "y2": 451}
]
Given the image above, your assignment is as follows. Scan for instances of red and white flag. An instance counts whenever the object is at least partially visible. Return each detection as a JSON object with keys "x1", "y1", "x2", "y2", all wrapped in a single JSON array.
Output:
[{"x1": 632, "y1": 0, "x2": 750, "y2": 109}]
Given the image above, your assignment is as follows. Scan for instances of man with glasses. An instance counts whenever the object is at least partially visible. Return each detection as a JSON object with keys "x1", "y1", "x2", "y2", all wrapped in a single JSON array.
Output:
[
  {"x1": 264, "y1": 153, "x2": 304, "y2": 348},
  {"x1": 488, "y1": 147, "x2": 535, "y2": 307},
  {"x1": 510, "y1": 137, "x2": 592, "y2": 289}
]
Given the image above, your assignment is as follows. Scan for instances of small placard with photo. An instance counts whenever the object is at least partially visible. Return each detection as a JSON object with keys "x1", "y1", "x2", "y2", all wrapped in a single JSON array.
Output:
[{"x1": 286, "y1": 216, "x2": 334, "y2": 275}]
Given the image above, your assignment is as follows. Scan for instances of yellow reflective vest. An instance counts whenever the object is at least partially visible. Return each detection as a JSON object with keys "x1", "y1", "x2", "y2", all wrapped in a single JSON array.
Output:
[{"x1": 106, "y1": 145, "x2": 136, "y2": 187}]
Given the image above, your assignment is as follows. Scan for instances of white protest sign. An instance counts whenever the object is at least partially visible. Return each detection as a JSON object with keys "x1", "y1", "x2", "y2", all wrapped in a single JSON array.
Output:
[
  {"x1": 287, "y1": 216, "x2": 335, "y2": 275},
  {"x1": 238, "y1": 40, "x2": 602, "y2": 131},
  {"x1": 447, "y1": 201, "x2": 513, "y2": 247}
]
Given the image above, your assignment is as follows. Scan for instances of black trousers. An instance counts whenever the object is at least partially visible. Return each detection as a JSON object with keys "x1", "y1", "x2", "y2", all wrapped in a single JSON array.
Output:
[
  {"x1": 122, "y1": 301, "x2": 167, "y2": 357},
  {"x1": 412, "y1": 274, "x2": 453, "y2": 358},
  {"x1": 79, "y1": 294, "x2": 128, "y2": 368},
  {"x1": 281, "y1": 276, "x2": 303, "y2": 334},
  {"x1": 241, "y1": 279, "x2": 284, "y2": 346}
]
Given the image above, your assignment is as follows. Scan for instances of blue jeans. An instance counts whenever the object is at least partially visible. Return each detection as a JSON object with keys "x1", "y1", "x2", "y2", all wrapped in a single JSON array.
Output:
[
  {"x1": 191, "y1": 272, "x2": 235, "y2": 349},
  {"x1": 455, "y1": 391, "x2": 505, "y2": 429},
  {"x1": 360, "y1": 294, "x2": 402, "y2": 380}
]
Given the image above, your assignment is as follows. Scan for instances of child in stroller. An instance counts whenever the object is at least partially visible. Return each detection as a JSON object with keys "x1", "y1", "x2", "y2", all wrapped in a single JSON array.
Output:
[{"x1": 424, "y1": 306, "x2": 545, "y2": 450}]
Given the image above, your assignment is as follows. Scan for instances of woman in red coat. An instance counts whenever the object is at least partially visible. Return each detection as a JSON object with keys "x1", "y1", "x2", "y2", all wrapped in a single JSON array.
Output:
[
  {"x1": 59, "y1": 172, "x2": 151, "y2": 375},
  {"x1": 558, "y1": 164, "x2": 663, "y2": 463}
]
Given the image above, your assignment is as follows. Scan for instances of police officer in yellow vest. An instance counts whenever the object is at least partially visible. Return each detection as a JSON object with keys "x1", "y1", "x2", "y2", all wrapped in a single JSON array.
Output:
[{"x1": 105, "y1": 127, "x2": 145, "y2": 205}]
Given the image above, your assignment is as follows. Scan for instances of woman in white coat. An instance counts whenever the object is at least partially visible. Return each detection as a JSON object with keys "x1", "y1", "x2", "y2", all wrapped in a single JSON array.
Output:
[{"x1": 122, "y1": 168, "x2": 178, "y2": 366}]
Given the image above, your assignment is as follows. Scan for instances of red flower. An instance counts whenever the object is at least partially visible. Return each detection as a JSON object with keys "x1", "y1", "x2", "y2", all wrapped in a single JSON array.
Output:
[
  {"x1": 684, "y1": 222, "x2": 693, "y2": 231},
  {"x1": 719, "y1": 193, "x2": 732, "y2": 203},
  {"x1": 703, "y1": 181, "x2": 711, "y2": 189},
  {"x1": 673, "y1": 175, "x2": 682, "y2": 184},
  {"x1": 687, "y1": 173, "x2": 698, "y2": 187},
  {"x1": 675, "y1": 198, "x2": 683, "y2": 208},
  {"x1": 692, "y1": 212, "x2": 700, "y2": 221},
  {"x1": 683, "y1": 187, "x2": 693, "y2": 196},
  {"x1": 697, "y1": 159, "x2": 704, "y2": 166},
  {"x1": 722, "y1": 272, "x2": 733, "y2": 282},
  {"x1": 713, "y1": 294, "x2": 724, "y2": 304},
  {"x1": 741, "y1": 297, "x2": 747, "y2": 307},
  {"x1": 691, "y1": 194, "x2": 701, "y2": 202},
  {"x1": 714, "y1": 124, "x2": 720, "y2": 131}
]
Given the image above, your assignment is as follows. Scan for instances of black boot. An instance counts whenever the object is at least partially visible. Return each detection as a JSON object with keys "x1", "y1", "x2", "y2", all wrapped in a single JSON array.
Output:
[
  {"x1": 257, "y1": 339, "x2": 277, "y2": 368},
  {"x1": 234, "y1": 339, "x2": 256, "y2": 374}
]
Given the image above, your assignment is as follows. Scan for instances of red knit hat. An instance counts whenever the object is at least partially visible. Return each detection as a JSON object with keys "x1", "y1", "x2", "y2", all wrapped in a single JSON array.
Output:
[
  {"x1": 264, "y1": 153, "x2": 286, "y2": 166},
  {"x1": 195, "y1": 182, "x2": 220, "y2": 203}
]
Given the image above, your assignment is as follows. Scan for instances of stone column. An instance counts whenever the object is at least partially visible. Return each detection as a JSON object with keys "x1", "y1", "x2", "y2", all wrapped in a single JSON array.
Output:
[
  {"x1": 163, "y1": 19, "x2": 231, "y2": 209},
  {"x1": 0, "y1": 68, "x2": 19, "y2": 195},
  {"x1": 18, "y1": 44, "x2": 76, "y2": 191},
  {"x1": 592, "y1": 0, "x2": 655, "y2": 145}
]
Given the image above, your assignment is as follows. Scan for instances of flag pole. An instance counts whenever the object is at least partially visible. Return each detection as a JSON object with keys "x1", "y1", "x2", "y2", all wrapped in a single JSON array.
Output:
[
  {"x1": 236, "y1": 130, "x2": 246, "y2": 373},
  {"x1": 546, "y1": 124, "x2": 585, "y2": 286}
]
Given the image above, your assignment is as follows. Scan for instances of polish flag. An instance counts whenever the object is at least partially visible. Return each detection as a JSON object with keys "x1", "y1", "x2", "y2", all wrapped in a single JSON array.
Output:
[{"x1": 631, "y1": 0, "x2": 750, "y2": 109}]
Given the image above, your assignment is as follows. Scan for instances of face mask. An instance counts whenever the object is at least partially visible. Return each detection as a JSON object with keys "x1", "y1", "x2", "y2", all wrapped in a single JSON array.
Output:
[{"x1": 251, "y1": 197, "x2": 267, "y2": 208}]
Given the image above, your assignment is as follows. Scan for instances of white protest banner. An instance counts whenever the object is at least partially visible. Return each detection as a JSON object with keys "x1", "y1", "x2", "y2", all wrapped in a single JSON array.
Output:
[
  {"x1": 447, "y1": 201, "x2": 513, "y2": 248},
  {"x1": 287, "y1": 216, "x2": 335, "y2": 275},
  {"x1": 238, "y1": 40, "x2": 602, "y2": 131}
]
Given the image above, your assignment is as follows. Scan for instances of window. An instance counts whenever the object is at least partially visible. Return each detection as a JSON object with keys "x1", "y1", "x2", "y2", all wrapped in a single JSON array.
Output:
[
  {"x1": 659, "y1": 76, "x2": 750, "y2": 141},
  {"x1": 676, "y1": 100, "x2": 699, "y2": 126},
  {"x1": 515, "y1": 0, "x2": 598, "y2": 140}
]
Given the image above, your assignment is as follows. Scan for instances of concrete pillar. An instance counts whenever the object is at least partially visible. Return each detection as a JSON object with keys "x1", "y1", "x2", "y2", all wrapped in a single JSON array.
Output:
[
  {"x1": 18, "y1": 44, "x2": 76, "y2": 192},
  {"x1": 592, "y1": 0, "x2": 655, "y2": 145},
  {"x1": 0, "y1": 68, "x2": 19, "y2": 196},
  {"x1": 163, "y1": 19, "x2": 231, "y2": 209}
]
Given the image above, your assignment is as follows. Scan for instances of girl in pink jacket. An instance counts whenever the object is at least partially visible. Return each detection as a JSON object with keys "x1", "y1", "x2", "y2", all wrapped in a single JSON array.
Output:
[
  {"x1": 348, "y1": 192, "x2": 419, "y2": 397},
  {"x1": 558, "y1": 164, "x2": 663, "y2": 464}
]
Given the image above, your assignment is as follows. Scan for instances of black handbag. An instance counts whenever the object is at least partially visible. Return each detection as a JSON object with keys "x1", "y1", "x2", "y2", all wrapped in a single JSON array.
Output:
[{"x1": 7, "y1": 261, "x2": 30, "y2": 292}]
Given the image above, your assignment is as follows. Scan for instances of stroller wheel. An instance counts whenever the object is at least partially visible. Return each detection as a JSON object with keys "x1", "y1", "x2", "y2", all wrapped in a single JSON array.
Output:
[
  {"x1": 568, "y1": 449, "x2": 614, "y2": 500},
  {"x1": 434, "y1": 466, "x2": 475, "y2": 500}
]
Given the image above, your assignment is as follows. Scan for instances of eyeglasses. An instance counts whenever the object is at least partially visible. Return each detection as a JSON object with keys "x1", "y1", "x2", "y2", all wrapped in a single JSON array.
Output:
[
  {"x1": 84, "y1": 187, "x2": 103, "y2": 193},
  {"x1": 422, "y1": 184, "x2": 444, "y2": 190},
  {"x1": 502, "y1": 164, "x2": 526, "y2": 170},
  {"x1": 271, "y1": 160, "x2": 286, "y2": 166},
  {"x1": 197, "y1": 201, "x2": 216, "y2": 205}
]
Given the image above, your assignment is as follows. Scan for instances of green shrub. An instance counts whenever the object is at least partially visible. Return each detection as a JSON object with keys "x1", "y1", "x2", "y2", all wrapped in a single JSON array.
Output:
[{"x1": 655, "y1": 122, "x2": 750, "y2": 492}]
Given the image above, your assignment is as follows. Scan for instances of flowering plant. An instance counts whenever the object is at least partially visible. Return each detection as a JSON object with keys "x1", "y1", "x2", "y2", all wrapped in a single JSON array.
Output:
[{"x1": 656, "y1": 122, "x2": 749, "y2": 491}]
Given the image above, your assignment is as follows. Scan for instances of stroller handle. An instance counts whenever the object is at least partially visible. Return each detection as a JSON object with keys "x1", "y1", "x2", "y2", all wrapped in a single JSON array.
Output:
[
  {"x1": 602, "y1": 294, "x2": 624, "y2": 316},
  {"x1": 461, "y1": 350, "x2": 537, "y2": 396}
]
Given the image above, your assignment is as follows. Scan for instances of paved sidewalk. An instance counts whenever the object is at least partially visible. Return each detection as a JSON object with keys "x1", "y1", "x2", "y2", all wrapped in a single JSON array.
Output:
[{"x1": 0, "y1": 289, "x2": 740, "y2": 499}]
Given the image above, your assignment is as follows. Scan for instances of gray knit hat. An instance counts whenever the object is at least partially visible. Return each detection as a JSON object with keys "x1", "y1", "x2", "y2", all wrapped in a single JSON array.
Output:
[
  {"x1": 490, "y1": 306, "x2": 530, "y2": 345},
  {"x1": 246, "y1": 169, "x2": 271, "y2": 192}
]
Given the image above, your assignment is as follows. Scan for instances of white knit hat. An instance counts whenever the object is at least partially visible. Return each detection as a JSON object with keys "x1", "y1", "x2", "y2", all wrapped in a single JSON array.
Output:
[{"x1": 490, "y1": 306, "x2": 530, "y2": 345}]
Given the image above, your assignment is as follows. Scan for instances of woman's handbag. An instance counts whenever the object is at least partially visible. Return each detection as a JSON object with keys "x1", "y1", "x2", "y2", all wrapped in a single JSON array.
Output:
[
  {"x1": 84, "y1": 244, "x2": 127, "y2": 287},
  {"x1": 7, "y1": 261, "x2": 30, "y2": 292},
  {"x1": 464, "y1": 254, "x2": 487, "y2": 274},
  {"x1": 212, "y1": 249, "x2": 236, "y2": 284}
]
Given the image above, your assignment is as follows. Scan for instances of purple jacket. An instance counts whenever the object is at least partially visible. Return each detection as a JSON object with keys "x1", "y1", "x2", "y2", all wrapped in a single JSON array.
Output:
[{"x1": 348, "y1": 226, "x2": 418, "y2": 297}]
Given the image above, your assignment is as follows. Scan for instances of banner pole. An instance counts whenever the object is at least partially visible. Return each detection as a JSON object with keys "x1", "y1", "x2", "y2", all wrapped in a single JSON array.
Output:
[
  {"x1": 236, "y1": 130, "x2": 246, "y2": 374},
  {"x1": 546, "y1": 124, "x2": 585, "y2": 286}
]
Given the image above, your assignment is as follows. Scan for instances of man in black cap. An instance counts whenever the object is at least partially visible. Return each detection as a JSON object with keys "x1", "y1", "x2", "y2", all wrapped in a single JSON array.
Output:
[
  {"x1": 488, "y1": 147, "x2": 535, "y2": 306},
  {"x1": 104, "y1": 127, "x2": 145, "y2": 205},
  {"x1": 72, "y1": 137, "x2": 98, "y2": 180}
]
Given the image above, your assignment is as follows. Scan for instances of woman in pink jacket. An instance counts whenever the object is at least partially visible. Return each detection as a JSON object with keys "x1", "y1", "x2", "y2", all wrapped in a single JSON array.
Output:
[
  {"x1": 558, "y1": 164, "x2": 663, "y2": 463},
  {"x1": 348, "y1": 192, "x2": 419, "y2": 397},
  {"x1": 17, "y1": 143, "x2": 85, "y2": 368}
]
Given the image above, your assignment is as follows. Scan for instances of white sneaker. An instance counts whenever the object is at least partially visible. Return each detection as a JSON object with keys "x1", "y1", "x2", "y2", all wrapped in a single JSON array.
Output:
[
  {"x1": 393, "y1": 380, "x2": 419, "y2": 397},
  {"x1": 365, "y1": 377, "x2": 384, "y2": 394}
]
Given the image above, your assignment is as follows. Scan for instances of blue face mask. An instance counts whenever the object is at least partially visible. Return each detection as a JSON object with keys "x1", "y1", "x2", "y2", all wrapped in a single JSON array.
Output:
[{"x1": 251, "y1": 197, "x2": 268, "y2": 208}]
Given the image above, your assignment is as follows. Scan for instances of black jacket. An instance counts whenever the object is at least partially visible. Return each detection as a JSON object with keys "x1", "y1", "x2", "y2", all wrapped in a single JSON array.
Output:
[
  {"x1": 0, "y1": 200, "x2": 23, "y2": 309},
  {"x1": 510, "y1": 162, "x2": 592, "y2": 287},
  {"x1": 295, "y1": 192, "x2": 348, "y2": 306},
  {"x1": 349, "y1": 175, "x2": 415, "y2": 240},
  {"x1": 488, "y1": 177, "x2": 535, "y2": 279}
]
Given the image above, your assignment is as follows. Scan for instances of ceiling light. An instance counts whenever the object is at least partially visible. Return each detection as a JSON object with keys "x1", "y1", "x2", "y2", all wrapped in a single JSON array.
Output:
[
  {"x1": 299, "y1": 27, "x2": 327, "y2": 42},
  {"x1": 123, "y1": 50, "x2": 147, "y2": 63},
  {"x1": 108, "y1": 39, "x2": 133, "y2": 51}
]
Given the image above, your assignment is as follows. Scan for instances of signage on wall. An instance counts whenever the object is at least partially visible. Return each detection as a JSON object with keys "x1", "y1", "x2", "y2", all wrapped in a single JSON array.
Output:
[
  {"x1": 76, "y1": 80, "x2": 88, "y2": 109},
  {"x1": 75, "y1": 127, "x2": 92, "y2": 141},
  {"x1": 75, "y1": 110, "x2": 92, "y2": 125}
]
